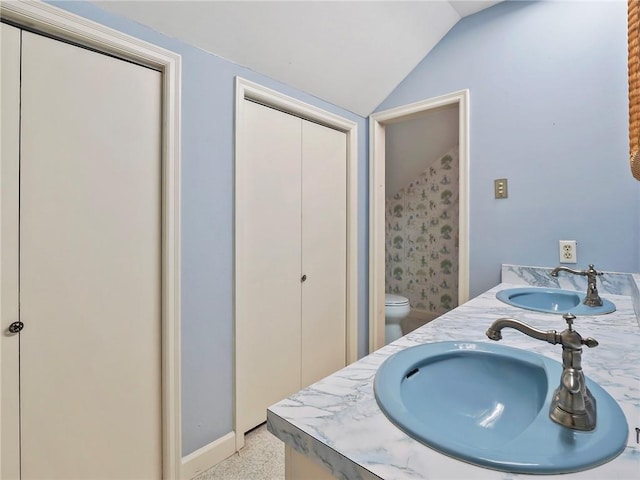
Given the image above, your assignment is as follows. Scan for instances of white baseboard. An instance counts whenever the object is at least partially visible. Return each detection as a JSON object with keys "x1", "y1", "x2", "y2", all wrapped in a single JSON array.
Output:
[{"x1": 181, "y1": 431, "x2": 237, "y2": 479}]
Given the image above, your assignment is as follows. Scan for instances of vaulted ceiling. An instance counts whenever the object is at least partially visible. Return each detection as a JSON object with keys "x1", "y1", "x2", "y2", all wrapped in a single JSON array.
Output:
[{"x1": 92, "y1": 1, "x2": 501, "y2": 116}]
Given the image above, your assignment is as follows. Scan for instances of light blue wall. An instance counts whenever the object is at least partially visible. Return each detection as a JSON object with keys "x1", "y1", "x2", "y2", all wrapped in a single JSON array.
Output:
[
  {"x1": 39, "y1": 0, "x2": 640, "y2": 459},
  {"x1": 47, "y1": 1, "x2": 368, "y2": 456},
  {"x1": 376, "y1": 0, "x2": 640, "y2": 298}
]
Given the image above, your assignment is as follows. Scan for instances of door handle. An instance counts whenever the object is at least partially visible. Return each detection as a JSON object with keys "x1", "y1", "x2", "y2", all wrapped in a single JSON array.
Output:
[
  {"x1": 301, "y1": 274, "x2": 307, "y2": 282},
  {"x1": 8, "y1": 321, "x2": 24, "y2": 334}
]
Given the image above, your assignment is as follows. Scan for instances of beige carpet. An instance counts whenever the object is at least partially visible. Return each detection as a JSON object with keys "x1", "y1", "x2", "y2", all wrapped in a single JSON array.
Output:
[{"x1": 194, "y1": 424, "x2": 284, "y2": 480}]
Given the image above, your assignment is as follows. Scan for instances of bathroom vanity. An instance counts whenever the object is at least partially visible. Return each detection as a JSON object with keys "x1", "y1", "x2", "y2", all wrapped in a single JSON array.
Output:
[{"x1": 267, "y1": 265, "x2": 640, "y2": 479}]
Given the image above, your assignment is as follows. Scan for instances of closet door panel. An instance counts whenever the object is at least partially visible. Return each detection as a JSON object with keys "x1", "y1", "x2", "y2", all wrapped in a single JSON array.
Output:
[
  {"x1": 238, "y1": 100, "x2": 302, "y2": 433},
  {"x1": 19, "y1": 31, "x2": 162, "y2": 479},
  {"x1": 301, "y1": 121, "x2": 347, "y2": 387},
  {"x1": 0, "y1": 23, "x2": 22, "y2": 480}
]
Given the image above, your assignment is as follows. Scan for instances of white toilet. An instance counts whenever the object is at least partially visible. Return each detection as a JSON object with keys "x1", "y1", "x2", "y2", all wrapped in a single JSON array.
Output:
[{"x1": 385, "y1": 294, "x2": 411, "y2": 344}]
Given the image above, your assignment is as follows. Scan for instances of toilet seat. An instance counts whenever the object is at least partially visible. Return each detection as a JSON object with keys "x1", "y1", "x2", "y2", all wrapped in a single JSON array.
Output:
[{"x1": 385, "y1": 293, "x2": 409, "y2": 307}]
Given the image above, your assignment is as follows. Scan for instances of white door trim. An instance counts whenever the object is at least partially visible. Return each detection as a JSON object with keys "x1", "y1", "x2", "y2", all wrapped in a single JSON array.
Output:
[
  {"x1": 234, "y1": 77, "x2": 358, "y2": 449},
  {"x1": 0, "y1": 1, "x2": 182, "y2": 478},
  {"x1": 368, "y1": 90, "x2": 470, "y2": 352}
]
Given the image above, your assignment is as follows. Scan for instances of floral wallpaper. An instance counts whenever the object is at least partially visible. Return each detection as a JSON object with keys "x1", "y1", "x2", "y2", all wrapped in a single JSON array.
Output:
[{"x1": 385, "y1": 146, "x2": 459, "y2": 315}]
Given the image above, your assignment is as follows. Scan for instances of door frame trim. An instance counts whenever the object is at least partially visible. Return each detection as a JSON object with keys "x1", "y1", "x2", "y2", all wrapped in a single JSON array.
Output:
[
  {"x1": 234, "y1": 76, "x2": 358, "y2": 450},
  {"x1": 0, "y1": 1, "x2": 182, "y2": 478},
  {"x1": 368, "y1": 90, "x2": 470, "y2": 352}
]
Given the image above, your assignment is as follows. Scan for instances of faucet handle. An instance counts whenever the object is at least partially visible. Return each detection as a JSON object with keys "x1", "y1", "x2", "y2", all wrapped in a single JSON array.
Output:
[
  {"x1": 563, "y1": 313, "x2": 576, "y2": 330},
  {"x1": 562, "y1": 313, "x2": 598, "y2": 348},
  {"x1": 587, "y1": 264, "x2": 603, "y2": 276}
]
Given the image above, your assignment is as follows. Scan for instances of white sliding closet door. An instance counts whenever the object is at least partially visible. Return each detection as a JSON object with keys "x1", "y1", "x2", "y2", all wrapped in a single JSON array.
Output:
[
  {"x1": 300, "y1": 121, "x2": 347, "y2": 386},
  {"x1": 237, "y1": 100, "x2": 303, "y2": 434},
  {"x1": 2, "y1": 28, "x2": 163, "y2": 479},
  {"x1": 1, "y1": 22, "x2": 22, "y2": 480},
  {"x1": 237, "y1": 100, "x2": 347, "y2": 437}
]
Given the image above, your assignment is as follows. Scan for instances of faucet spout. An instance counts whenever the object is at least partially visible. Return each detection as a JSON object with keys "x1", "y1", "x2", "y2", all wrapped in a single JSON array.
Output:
[
  {"x1": 485, "y1": 317, "x2": 559, "y2": 345},
  {"x1": 550, "y1": 266, "x2": 581, "y2": 277},
  {"x1": 486, "y1": 314, "x2": 598, "y2": 431}
]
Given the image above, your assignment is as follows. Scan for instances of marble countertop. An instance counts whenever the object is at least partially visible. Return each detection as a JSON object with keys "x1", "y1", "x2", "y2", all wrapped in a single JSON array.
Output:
[{"x1": 267, "y1": 266, "x2": 640, "y2": 479}]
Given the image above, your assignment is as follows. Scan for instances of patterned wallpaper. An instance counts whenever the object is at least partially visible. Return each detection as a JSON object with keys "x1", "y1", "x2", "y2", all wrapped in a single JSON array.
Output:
[{"x1": 385, "y1": 146, "x2": 459, "y2": 315}]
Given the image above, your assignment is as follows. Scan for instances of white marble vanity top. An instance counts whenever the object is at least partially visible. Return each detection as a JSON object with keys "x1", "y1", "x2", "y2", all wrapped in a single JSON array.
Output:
[{"x1": 267, "y1": 266, "x2": 640, "y2": 479}]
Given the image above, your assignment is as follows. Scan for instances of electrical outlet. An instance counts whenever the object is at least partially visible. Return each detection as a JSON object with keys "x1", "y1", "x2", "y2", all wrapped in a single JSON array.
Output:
[{"x1": 559, "y1": 240, "x2": 577, "y2": 264}]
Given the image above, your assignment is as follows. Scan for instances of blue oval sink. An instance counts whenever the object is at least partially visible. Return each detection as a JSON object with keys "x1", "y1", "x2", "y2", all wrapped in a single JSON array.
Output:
[
  {"x1": 374, "y1": 341, "x2": 628, "y2": 474},
  {"x1": 496, "y1": 287, "x2": 615, "y2": 315}
]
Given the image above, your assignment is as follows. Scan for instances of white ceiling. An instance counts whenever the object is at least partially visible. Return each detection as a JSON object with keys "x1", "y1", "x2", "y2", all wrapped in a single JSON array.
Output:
[{"x1": 92, "y1": 1, "x2": 501, "y2": 116}]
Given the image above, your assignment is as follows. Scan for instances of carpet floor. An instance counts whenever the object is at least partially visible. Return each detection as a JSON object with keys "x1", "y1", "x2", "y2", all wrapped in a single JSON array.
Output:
[{"x1": 194, "y1": 424, "x2": 284, "y2": 480}]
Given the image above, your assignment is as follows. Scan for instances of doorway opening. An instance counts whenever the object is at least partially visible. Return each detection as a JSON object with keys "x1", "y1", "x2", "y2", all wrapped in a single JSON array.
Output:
[{"x1": 369, "y1": 90, "x2": 469, "y2": 351}]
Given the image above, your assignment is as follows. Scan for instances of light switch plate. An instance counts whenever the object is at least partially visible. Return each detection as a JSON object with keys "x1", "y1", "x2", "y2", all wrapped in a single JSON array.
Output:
[{"x1": 494, "y1": 178, "x2": 508, "y2": 199}]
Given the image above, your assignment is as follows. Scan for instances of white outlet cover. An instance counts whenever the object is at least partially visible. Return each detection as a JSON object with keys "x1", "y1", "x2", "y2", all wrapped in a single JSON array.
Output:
[{"x1": 559, "y1": 240, "x2": 577, "y2": 264}]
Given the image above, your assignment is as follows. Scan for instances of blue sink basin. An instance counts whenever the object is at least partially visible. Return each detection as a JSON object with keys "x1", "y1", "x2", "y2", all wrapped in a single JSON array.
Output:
[
  {"x1": 496, "y1": 287, "x2": 616, "y2": 315},
  {"x1": 374, "y1": 341, "x2": 628, "y2": 474}
]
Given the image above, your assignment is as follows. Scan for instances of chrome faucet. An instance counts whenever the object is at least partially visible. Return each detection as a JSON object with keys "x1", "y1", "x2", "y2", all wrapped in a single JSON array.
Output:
[
  {"x1": 486, "y1": 313, "x2": 599, "y2": 431},
  {"x1": 550, "y1": 264, "x2": 604, "y2": 307}
]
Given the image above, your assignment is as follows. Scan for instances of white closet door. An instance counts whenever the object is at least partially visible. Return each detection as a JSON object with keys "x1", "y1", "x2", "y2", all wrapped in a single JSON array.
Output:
[
  {"x1": 237, "y1": 100, "x2": 302, "y2": 433},
  {"x1": 300, "y1": 121, "x2": 347, "y2": 387},
  {"x1": 18, "y1": 31, "x2": 162, "y2": 479},
  {"x1": 0, "y1": 22, "x2": 22, "y2": 480}
]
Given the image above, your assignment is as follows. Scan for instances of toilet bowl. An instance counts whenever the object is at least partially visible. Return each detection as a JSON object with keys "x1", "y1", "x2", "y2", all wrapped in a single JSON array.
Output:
[{"x1": 385, "y1": 294, "x2": 410, "y2": 344}]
